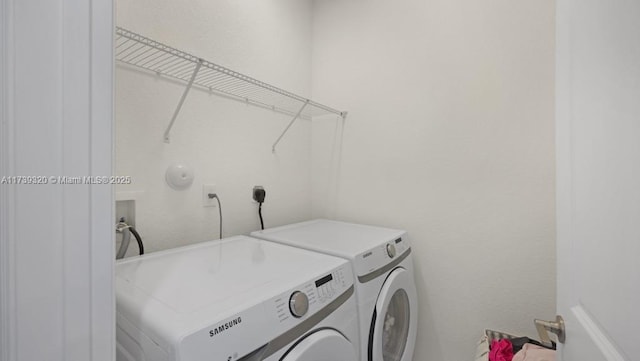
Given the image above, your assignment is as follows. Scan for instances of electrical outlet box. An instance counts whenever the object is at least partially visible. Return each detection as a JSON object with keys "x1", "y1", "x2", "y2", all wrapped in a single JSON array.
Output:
[
  {"x1": 202, "y1": 184, "x2": 217, "y2": 207},
  {"x1": 115, "y1": 200, "x2": 135, "y2": 225}
]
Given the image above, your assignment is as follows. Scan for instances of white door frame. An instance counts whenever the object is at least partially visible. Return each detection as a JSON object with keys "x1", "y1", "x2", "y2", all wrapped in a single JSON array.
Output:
[
  {"x1": 0, "y1": 0, "x2": 114, "y2": 360},
  {"x1": 0, "y1": 0, "x2": 15, "y2": 359}
]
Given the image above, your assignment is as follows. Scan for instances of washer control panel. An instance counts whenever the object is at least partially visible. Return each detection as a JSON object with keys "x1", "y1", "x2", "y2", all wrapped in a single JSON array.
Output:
[
  {"x1": 272, "y1": 264, "x2": 351, "y2": 325},
  {"x1": 289, "y1": 291, "x2": 309, "y2": 317},
  {"x1": 181, "y1": 262, "x2": 354, "y2": 361}
]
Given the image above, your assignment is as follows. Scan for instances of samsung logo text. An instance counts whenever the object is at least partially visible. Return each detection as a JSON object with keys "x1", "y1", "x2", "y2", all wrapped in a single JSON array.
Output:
[{"x1": 209, "y1": 317, "x2": 242, "y2": 337}]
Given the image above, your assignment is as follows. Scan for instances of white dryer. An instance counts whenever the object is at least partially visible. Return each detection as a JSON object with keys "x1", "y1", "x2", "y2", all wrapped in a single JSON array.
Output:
[
  {"x1": 115, "y1": 235, "x2": 359, "y2": 361},
  {"x1": 252, "y1": 220, "x2": 417, "y2": 361}
]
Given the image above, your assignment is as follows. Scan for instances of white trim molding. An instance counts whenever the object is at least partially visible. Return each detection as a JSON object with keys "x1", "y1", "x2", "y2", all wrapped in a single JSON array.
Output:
[
  {"x1": 571, "y1": 306, "x2": 626, "y2": 361},
  {"x1": 89, "y1": 0, "x2": 116, "y2": 359},
  {"x1": 1, "y1": 0, "x2": 17, "y2": 359}
]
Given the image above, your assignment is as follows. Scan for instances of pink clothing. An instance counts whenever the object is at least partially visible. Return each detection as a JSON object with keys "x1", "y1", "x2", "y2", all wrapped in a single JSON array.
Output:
[
  {"x1": 512, "y1": 343, "x2": 556, "y2": 361},
  {"x1": 489, "y1": 339, "x2": 514, "y2": 361}
]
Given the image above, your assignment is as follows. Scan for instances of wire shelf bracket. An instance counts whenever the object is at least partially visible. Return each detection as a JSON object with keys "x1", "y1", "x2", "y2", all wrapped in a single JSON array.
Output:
[
  {"x1": 115, "y1": 27, "x2": 347, "y2": 147},
  {"x1": 272, "y1": 100, "x2": 308, "y2": 153},
  {"x1": 163, "y1": 60, "x2": 202, "y2": 143}
]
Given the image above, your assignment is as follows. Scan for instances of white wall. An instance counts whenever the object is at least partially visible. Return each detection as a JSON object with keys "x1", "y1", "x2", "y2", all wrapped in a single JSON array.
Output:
[
  {"x1": 310, "y1": 1, "x2": 556, "y2": 360},
  {"x1": 116, "y1": 1, "x2": 557, "y2": 359},
  {"x1": 115, "y1": 0, "x2": 316, "y2": 254}
]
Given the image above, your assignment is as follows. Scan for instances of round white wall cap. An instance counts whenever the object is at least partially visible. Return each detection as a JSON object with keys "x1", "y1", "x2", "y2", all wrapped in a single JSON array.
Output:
[{"x1": 165, "y1": 163, "x2": 195, "y2": 190}]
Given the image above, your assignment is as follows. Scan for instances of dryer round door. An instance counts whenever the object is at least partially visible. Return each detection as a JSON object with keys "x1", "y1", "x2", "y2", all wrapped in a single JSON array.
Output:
[
  {"x1": 282, "y1": 329, "x2": 357, "y2": 361},
  {"x1": 370, "y1": 267, "x2": 417, "y2": 361}
]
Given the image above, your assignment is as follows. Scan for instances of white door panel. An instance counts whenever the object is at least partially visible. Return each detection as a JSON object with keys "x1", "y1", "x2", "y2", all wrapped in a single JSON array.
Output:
[
  {"x1": 556, "y1": 0, "x2": 639, "y2": 360},
  {"x1": 0, "y1": 0, "x2": 114, "y2": 360}
]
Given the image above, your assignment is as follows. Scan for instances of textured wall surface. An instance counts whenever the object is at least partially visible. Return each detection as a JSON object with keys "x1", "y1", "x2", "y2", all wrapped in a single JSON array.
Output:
[
  {"x1": 115, "y1": 0, "x2": 316, "y2": 254},
  {"x1": 310, "y1": 1, "x2": 557, "y2": 360},
  {"x1": 116, "y1": 1, "x2": 557, "y2": 360}
]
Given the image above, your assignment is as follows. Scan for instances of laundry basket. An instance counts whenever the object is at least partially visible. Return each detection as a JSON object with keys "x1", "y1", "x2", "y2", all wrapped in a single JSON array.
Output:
[{"x1": 474, "y1": 329, "x2": 520, "y2": 361}]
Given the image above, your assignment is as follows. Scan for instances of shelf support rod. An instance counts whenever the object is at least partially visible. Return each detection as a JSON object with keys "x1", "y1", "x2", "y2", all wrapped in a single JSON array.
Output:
[
  {"x1": 163, "y1": 60, "x2": 203, "y2": 143},
  {"x1": 272, "y1": 100, "x2": 309, "y2": 153}
]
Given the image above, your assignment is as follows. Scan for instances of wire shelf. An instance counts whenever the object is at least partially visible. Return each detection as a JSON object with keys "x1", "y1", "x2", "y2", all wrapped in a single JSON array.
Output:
[{"x1": 115, "y1": 27, "x2": 345, "y2": 125}]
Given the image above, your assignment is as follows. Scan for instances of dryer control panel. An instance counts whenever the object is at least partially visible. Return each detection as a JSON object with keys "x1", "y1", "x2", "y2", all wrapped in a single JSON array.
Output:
[{"x1": 354, "y1": 232, "x2": 411, "y2": 277}]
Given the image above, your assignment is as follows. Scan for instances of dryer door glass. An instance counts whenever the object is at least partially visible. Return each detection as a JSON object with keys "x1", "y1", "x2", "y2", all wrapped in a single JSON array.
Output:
[
  {"x1": 382, "y1": 289, "x2": 410, "y2": 361},
  {"x1": 371, "y1": 267, "x2": 418, "y2": 361},
  {"x1": 281, "y1": 329, "x2": 357, "y2": 361}
]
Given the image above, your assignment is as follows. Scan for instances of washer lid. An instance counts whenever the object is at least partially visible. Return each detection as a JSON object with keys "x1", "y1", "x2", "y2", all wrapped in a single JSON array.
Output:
[
  {"x1": 115, "y1": 236, "x2": 349, "y2": 350},
  {"x1": 252, "y1": 219, "x2": 406, "y2": 258},
  {"x1": 117, "y1": 236, "x2": 346, "y2": 313}
]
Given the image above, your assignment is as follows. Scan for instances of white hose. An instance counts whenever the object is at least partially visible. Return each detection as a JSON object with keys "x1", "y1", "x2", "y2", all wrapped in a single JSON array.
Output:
[{"x1": 116, "y1": 227, "x2": 132, "y2": 259}]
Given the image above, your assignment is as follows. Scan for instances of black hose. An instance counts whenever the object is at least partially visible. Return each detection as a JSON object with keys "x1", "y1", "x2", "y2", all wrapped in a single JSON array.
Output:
[
  {"x1": 128, "y1": 226, "x2": 144, "y2": 255},
  {"x1": 258, "y1": 202, "x2": 264, "y2": 230}
]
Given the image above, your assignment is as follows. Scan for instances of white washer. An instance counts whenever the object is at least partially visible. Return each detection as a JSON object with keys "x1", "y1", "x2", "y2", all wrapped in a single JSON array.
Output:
[
  {"x1": 115, "y1": 235, "x2": 358, "y2": 361},
  {"x1": 252, "y1": 220, "x2": 417, "y2": 361}
]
